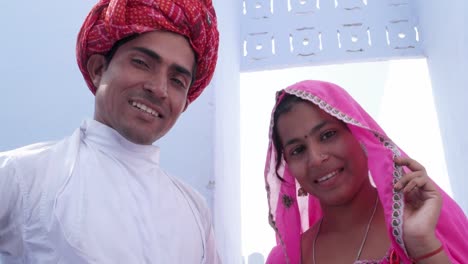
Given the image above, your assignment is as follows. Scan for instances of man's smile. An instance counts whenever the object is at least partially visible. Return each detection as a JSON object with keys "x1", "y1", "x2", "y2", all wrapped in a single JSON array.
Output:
[{"x1": 130, "y1": 100, "x2": 161, "y2": 118}]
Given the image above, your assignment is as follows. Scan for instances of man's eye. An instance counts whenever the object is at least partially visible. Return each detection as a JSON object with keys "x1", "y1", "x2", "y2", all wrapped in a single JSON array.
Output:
[
  {"x1": 172, "y1": 78, "x2": 187, "y2": 89},
  {"x1": 132, "y1": 58, "x2": 148, "y2": 68},
  {"x1": 320, "y1": 130, "x2": 336, "y2": 141}
]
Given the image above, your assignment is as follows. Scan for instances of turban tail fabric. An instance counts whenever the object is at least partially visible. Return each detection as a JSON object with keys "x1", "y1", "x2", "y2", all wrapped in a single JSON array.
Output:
[
  {"x1": 264, "y1": 80, "x2": 468, "y2": 264},
  {"x1": 76, "y1": 0, "x2": 219, "y2": 104}
]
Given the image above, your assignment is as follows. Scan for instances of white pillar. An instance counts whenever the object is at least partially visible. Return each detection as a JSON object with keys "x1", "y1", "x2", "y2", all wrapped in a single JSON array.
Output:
[
  {"x1": 417, "y1": 0, "x2": 468, "y2": 213},
  {"x1": 212, "y1": 0, "x2": 242, "y2": 262}
]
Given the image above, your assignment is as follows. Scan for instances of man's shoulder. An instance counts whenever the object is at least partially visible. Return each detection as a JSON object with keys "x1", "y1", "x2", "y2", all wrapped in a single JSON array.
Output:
[
  {"x1": 0, "y1": 132, "x2": 77, "y2": 169},
  {"x1": 0, "y1": 125, "x2": 84, "y2": 167},
  {"x1": 0, "y1": 141, "x2": 64, "y2": 195},
  {"x1": 2, "y1": 140, "x2": 56, "y2": 155},
  {"x1": 0, "y1": 141, "x2": 58, "y2": 166}
]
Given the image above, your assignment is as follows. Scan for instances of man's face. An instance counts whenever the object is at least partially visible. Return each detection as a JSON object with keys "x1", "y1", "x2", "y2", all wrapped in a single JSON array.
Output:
[{"x1": 89, "y1": 31, "x2": 195, "y2": 145}]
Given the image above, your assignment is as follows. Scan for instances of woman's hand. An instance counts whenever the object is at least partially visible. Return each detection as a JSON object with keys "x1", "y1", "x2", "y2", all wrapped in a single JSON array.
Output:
[{"x1": 393, "y1": 156, "x2": 445, "y2": 260}]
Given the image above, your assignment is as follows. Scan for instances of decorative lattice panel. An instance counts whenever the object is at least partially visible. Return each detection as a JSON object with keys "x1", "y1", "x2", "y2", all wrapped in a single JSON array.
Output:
[{"x1": 241, "y1": 0, "x2": 423, "y2": 71}]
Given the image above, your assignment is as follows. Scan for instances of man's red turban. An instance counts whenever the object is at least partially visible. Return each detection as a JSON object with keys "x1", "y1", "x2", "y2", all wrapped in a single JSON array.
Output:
[{"x1": 76, "y1": 0, "x2": 219, "y2": 104}]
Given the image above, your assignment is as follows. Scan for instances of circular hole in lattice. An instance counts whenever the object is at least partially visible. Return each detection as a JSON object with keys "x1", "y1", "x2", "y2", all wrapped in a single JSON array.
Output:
[
  {"x1": 300, "y1": 0, "x2": 307, "y2": 5},
  {"x1": 351, "y1": 36, "x2": 358, "y2": 43},
  {"x1": 398, "y1": 33, "x2": 406, "y2": 39},
  {"x1": 255, "y1": 2, "x2": 262, "y2": 8},
  {"x1": 302, "y1": 38, "x2": 310, "y2": 46},
  {"x1": 256, "y1": 44, "x2": 263, "y2": 50}
]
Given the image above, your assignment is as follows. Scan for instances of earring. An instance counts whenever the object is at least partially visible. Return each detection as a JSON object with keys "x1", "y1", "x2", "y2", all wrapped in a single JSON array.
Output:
[{"x1": 298, "y1": 187, "x2": 308, "y2": 197}]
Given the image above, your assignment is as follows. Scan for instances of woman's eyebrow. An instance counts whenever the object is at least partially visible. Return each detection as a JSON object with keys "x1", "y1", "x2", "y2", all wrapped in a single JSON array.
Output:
[{"x1": 283, "y1": 120, "x2": 328, "y2": 147}]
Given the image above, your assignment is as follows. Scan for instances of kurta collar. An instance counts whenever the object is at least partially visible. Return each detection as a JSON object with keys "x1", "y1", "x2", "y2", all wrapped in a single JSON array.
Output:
[{"x1": 80, "y1": 119, "x2": 160, "y2": 165}]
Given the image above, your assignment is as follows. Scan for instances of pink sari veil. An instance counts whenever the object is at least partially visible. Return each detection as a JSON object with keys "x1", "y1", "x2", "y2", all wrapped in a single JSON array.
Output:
[{"x1": 264, "y1": 80, "x2": 468, "y2": 264}]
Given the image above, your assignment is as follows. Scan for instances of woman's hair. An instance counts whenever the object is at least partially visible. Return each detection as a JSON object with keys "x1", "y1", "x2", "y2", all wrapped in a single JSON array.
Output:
[{"x1": 272, "y1": 92, "x2": 305, "y2": 179}]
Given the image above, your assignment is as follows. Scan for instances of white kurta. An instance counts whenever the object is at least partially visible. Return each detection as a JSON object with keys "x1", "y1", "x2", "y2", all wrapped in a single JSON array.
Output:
[{"x1": 0, "y1": 120, "x2": 219, "y2": 263}]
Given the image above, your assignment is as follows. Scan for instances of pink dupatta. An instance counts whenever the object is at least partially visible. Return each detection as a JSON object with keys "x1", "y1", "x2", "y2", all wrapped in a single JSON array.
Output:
[{"x1": 264, "y1": 80, "x2": 468, "y2": 264}]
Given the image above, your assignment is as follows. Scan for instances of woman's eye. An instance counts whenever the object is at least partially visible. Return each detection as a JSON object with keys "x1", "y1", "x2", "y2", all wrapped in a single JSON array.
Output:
[
  {"x1": 290, "y1": 146, "x2": 305, "y2": 156},
  {"x1": 320, "y1": 130, "x2": 336, "y2": 141}
]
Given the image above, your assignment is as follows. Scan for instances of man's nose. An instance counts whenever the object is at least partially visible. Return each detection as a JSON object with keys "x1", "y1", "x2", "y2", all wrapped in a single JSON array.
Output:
[{"x1": 143, "y1": 74, "x2": 168, "y2": 98}]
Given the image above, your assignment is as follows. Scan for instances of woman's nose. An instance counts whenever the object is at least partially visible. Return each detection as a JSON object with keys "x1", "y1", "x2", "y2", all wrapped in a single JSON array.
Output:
[{"x1": 308, "y1": 147, "x2": 329, "y2": 167}]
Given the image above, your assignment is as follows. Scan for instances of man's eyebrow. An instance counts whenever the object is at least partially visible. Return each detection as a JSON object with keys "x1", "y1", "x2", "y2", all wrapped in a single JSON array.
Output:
[
  {"x1": 131, "y1": 46, "x2": 193, "y2": 80},
  {"x1": 283, "y1": 120, "x2": 328, "y2": 148},
  {"x1": 173, "y1": 65, "x2": 193, "y2": 80},
  {"x1": 132, "y1": 47, "x2": 161, "y2": 61}
]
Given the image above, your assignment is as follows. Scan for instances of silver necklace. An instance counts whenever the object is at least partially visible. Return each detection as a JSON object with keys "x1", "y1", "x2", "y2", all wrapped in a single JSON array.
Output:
[{"x1": 312, "y1": 194, "x2": 379, "y2": 264}]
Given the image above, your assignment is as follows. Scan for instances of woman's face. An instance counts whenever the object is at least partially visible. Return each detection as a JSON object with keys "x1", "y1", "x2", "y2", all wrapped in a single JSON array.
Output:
[{"x1": 276, "y1": 101, "x2": 368, "y2": 205}]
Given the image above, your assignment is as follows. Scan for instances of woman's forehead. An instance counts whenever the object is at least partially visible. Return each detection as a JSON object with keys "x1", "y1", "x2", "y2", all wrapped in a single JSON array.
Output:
[
  {"x1": 276, "y1": 101, "x2": 342, "y2": 138},
  {"x1": 280, "y1": 100, "x2": 336, "y2": 123}
]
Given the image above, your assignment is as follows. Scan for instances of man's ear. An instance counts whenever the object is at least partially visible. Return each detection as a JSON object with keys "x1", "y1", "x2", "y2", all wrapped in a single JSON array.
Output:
[
  {"x1": 182, "y1": 99, "x2": 189, "y2": 112},
  {"x1": 87, "y1": 54, "x2": 107, "y2": 88}
]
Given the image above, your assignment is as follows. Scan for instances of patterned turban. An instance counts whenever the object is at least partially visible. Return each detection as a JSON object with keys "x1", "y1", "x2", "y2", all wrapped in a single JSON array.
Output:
[{"x1": 76, "y1": 0, "x2": 219, "y2": 104}]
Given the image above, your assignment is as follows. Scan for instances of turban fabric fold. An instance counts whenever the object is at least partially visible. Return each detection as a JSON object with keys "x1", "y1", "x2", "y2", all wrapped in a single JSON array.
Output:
[{"x1": 77, "y1": 0, "x2": 219, "y2": 104}]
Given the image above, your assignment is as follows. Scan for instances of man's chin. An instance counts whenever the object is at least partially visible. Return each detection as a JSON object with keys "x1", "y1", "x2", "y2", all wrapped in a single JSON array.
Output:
[
  {"x1": 127, "y1": 136, "x2": 155, "y2": 145},
  {"x1": 118, "y1": 128, "x2": 158, "y2": 145}
]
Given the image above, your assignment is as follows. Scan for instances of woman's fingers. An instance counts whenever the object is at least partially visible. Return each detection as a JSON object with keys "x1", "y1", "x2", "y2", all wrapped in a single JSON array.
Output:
[
  {"x1": 395, "y1": 156, "x2": 444, "y2": 255},
  {"x1": 402, "y1": 173, "x2": 426, "y2": 193},
  {"x1": 394, "y1": 170, "x2": 425, "y2": 192},
  {"x1": 393, "y1": 156, "x2": 435, "y2": 193},
  {"x1": 393, "y1": 156, "x2": 440, "y2": 202},
  {"x1": 394, "y1": 156, "x2": 426, "y2": 173}
]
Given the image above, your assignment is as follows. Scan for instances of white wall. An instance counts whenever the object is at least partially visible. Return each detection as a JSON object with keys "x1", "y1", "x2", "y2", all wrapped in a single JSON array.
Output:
[{"x1": 416, "y1": 0, "x2": 468, "y2": 213}]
